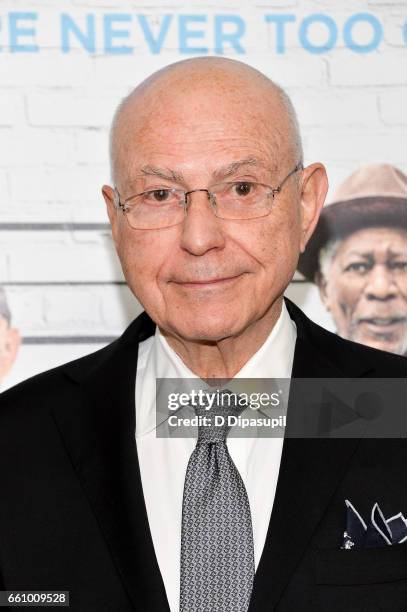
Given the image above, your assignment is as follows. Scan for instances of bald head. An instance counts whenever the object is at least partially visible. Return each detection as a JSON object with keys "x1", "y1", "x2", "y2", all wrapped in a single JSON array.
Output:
[{"x1": 109, "y1": 57, "x2": 303, "y2": 186}]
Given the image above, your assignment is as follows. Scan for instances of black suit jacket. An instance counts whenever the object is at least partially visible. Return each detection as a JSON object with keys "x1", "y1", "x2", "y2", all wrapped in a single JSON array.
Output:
[{"x1": 2, "y1": 298, "x2": 407, "y2": 611}]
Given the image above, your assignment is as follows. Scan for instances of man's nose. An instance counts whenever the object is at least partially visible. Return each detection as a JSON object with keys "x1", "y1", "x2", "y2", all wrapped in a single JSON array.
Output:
[
  {"x1": 365, "y1": 265, "x2": 398, "y2": 301},
  {"x1": 179, "y1": 189, "x2": 226, "y2": 256}
]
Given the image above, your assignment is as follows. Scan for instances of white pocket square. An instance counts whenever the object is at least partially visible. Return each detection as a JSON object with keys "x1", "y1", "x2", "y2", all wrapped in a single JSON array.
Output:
[{"x1": 342, "y1": 499, "x2": 407, "y2": 550}]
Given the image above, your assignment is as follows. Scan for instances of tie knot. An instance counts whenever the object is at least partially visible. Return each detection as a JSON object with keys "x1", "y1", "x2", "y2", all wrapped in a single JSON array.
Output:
[{"x1": 194, "y1": 389, "x2": 247, "y2": 443}]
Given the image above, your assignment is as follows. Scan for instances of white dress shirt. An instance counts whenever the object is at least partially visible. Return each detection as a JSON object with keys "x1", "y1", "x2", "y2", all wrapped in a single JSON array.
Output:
[{"x1": 135, "y1": 301, "x2": 297, "y2": 612}]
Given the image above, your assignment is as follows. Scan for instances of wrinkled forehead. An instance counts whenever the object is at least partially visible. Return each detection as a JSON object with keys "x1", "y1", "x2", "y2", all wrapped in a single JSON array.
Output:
[
  {"x1": 338, "y1": 227, "x2": 407, "y2": 258},
  {"x1": 112, "y1": 77, "x2": 293, "y2": 186}
]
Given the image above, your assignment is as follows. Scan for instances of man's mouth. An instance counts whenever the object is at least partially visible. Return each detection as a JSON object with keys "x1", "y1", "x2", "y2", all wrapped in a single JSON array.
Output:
[
  {"x1": 173, "y1": 274, "x2": 243, "y2": 287},
  {"x1": 359, "y1": 316, "x2": 407, "y2": 328}
]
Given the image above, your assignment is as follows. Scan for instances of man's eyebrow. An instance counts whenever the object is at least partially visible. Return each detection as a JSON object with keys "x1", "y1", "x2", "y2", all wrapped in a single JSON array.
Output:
[
  {"x1": 345, "y1": 251, "x2": 373, "y2": 258},
  {"x1": 138, "y1": 158, "x2": 264, "y2": 185},
  {"x1": 211, "y1": 157, "x2": 264, "y2": 181},
  {"x1": 345, "y1": 249, "x2": 407, "y2": 259},
  {"x1": 140, "y1": 165, "x2": 184, "y2": 182}
]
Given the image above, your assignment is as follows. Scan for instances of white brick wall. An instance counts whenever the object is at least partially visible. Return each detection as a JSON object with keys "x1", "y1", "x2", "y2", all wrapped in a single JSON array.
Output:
[
  {"x1": 26, "y1": 92, "x2": 119, "y2": 128},
  {"x1": 329, "y1": 52, "x2": 407, "y2": 86},
  {"x1": 0, "y1": 0, "x2": 406, "y2": 388},
  {"x1": 0, "y1": 129, "x2": 75, "y2": 165},
  {"x1": 379, "y1": 90, "x2": 407, "y2": 124}
]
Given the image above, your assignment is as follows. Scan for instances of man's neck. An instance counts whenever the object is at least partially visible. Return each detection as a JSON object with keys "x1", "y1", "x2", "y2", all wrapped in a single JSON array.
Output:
[{"x1": 159, "y1": 298, "x2": 283, "y2": 379}]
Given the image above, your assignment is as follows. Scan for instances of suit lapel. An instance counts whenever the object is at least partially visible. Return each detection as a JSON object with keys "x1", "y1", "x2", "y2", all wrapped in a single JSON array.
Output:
[
  {"x1": 249, "y1": 300, "x2": 371, "y2": 612},
  {"x1": 52, "y1": 314, "x2": 170, "y2": 611}
]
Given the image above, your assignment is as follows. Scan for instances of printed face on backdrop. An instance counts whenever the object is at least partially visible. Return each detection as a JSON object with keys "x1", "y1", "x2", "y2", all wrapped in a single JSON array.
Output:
[
  {"x1": 103, "y1": 60, "x2": 327, "y2": 344},
  {"x1": 0, "y1": 315, "x2": 20, "y2": 385},
  {"x1": 319, "y1": 227, "x2": 407, "y2": 355}
]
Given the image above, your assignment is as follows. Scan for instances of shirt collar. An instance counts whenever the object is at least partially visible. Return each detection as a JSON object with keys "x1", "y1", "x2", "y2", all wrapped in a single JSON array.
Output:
[{"x1": 136, "y1": 300, "x2": 297, "y2": 437}]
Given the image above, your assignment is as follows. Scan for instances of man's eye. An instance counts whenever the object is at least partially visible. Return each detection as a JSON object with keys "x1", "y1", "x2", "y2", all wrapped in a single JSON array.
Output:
[
  {"x1": 345, "y1": 262, "x2": 370, "y2": 273},
  {"x1": 232, "y1": 182, "x2": 255, "y2": 197},
  {"x1": 146, "y1": 189, "x2": 172, "y2": 202},
  {"x1": 389, "y1": 261, "x2": 407, "y2": 270}
]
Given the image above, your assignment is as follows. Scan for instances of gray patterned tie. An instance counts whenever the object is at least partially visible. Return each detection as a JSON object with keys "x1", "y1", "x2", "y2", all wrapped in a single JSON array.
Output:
[{"x1": 180, "y1": 390, "x2": 255, "y2": 612}]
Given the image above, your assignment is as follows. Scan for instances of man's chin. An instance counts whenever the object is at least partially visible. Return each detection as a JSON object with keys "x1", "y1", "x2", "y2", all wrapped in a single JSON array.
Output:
[
  {"x1": 166, "y1": 318, "x2": 241, "y2": 344},
  {"x1": 352, "y1": 332, "x2": 406, "y2": 356}
]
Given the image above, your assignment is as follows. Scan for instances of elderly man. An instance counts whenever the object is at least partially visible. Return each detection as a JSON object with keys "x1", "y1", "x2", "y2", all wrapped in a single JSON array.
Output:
[
  {"x1": 0, "y1": 287, "x2": 20, "y2": 387},
  {"x1": 1, "y1": 58, "x2": 407, "y2": 612},
  {"x1": 298, "y1": 164, "x2": 407, "y2": 355}
]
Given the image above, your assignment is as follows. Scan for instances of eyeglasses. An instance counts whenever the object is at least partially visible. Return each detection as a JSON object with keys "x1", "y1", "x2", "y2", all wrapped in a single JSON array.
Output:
[{"x1": 114, "y1": 162, "x2": 303, "y2": 230}]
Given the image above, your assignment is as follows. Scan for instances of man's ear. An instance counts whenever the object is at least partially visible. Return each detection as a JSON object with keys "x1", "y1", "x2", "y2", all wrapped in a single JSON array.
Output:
[
  {"x1": 102, "y1": 185, "x2": 120, "y2": 249},
  {"x1": 299, "y1": 163, "x2": 328, "y2": 253}
]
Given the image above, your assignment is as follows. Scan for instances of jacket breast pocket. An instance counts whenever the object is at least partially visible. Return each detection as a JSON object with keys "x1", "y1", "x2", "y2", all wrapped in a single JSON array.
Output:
[{"x1": 315, "y1": 544, "x2": 407, "y2": 612}]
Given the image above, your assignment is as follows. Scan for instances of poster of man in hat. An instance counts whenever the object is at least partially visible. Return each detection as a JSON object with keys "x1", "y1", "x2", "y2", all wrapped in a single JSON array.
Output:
[{"x1": 298, "y1": 163, "x2": 407, "y2": 356}]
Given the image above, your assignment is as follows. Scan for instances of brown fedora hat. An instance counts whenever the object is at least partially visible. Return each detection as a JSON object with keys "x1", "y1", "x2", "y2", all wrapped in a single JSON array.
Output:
[{"x1": 297, "y1": 163, "x2": 407, "y2": 281}]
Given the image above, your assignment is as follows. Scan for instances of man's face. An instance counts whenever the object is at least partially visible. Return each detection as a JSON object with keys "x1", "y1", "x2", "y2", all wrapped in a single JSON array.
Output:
[
  {"x1": 319, "y1": 227, "x2": 407, "y2": 355},
  {"x1": 104, "y1": 77, "x2": 325, "y2": 343}
]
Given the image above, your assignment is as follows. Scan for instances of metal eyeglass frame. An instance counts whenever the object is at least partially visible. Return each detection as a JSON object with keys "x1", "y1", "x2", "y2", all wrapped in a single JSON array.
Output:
[{"x1": 113, "y1": 161, "x2": 303, "y2": 229}]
